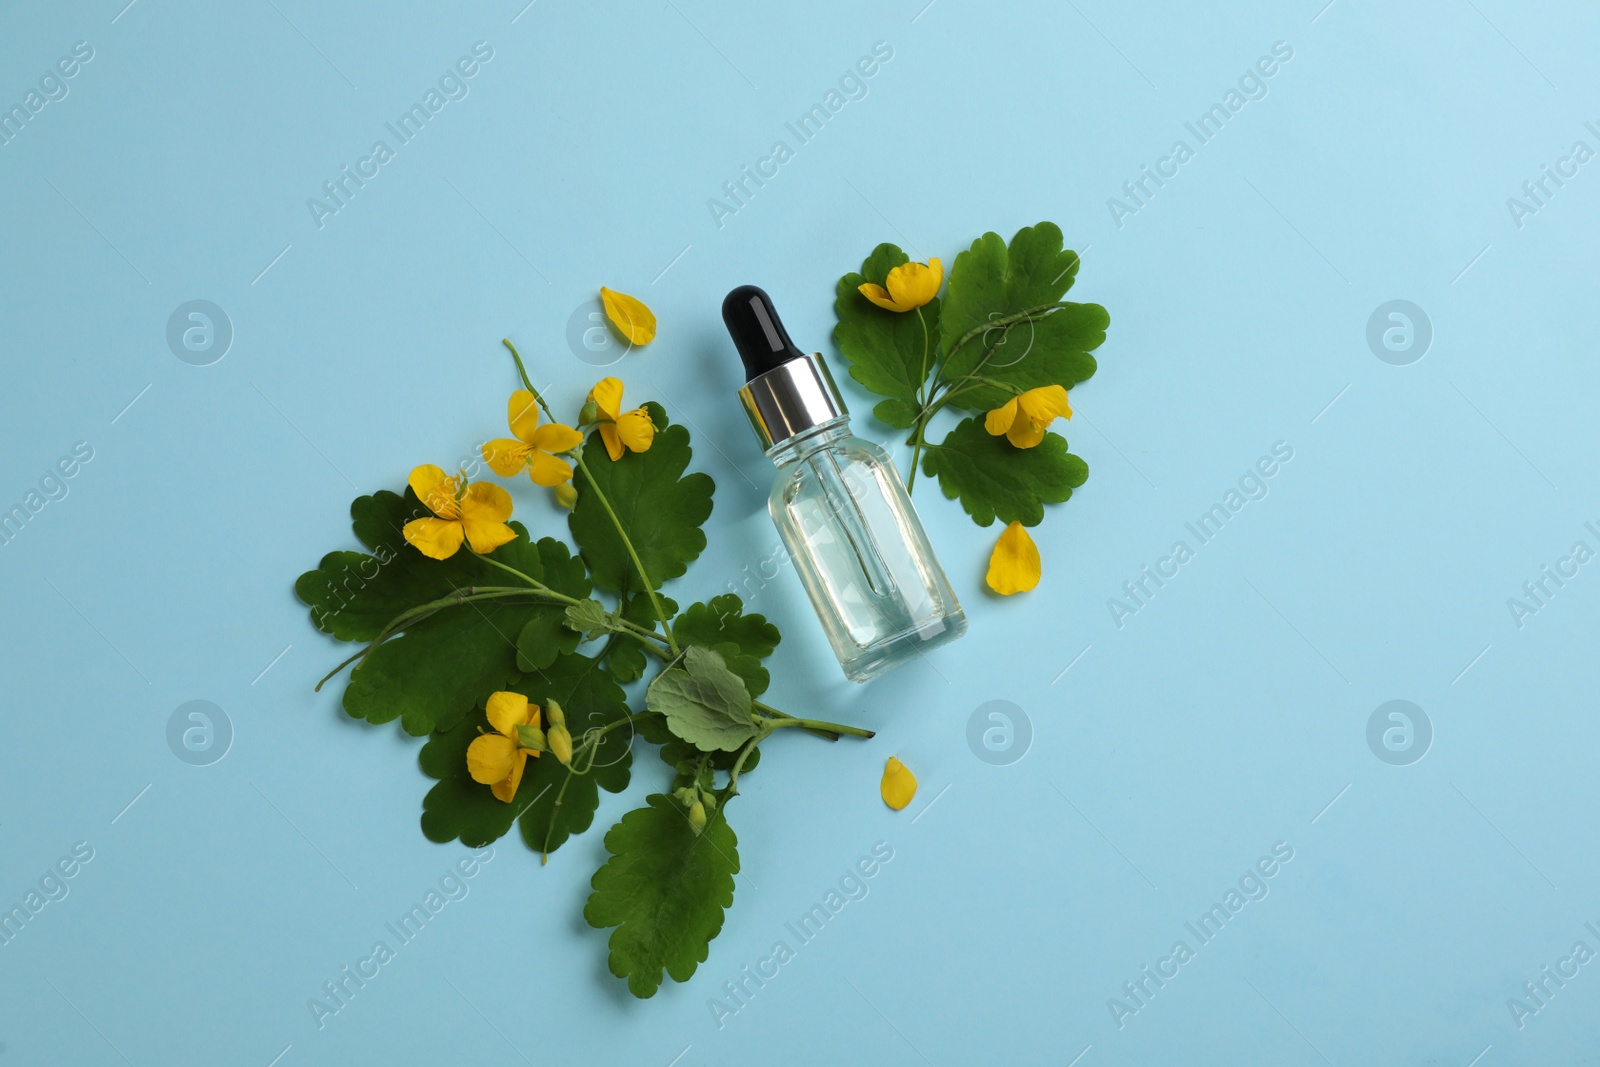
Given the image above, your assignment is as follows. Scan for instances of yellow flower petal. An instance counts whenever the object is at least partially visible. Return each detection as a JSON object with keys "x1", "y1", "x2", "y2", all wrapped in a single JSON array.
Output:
[
  {"x1": 614, "y1": 409, "x2": 656, "y2": 454},
  {"x1": 857, "y1": 281, "x2": 905, "y2": 312},
  {"x1": 984, "y1": 397, "x2": 1020, "y2": 437},
  {"x1": 1006, "y1": 419, "x2": 1047, "y2": 449},
  {"x1": 1018, "y1": 385, "x2": 1071, "y2": 425},
  {"x1": 508, "y1": 390, "x2": 542, "y2": 443},
  {"x1": 482, "y1": 438, "x2": 532, "y2": 477},
  {"x1": 986, "y1": 521, "x2": 1041, "y2": 595},
  {"x1": 588, "y1": 377, "x2": 625, "y2": 422},
  {"x1": 880, "y1": 756, "x2": 918, "y2": 811},
  {"x1": 408, "y1": 464, "x2": 456, "y2": 516},
  {"x1": 485, "y1": 691, "x2": 531, "y2": 737},
  {"x1": 491, "y1": 752, "x2": 528, "y2": 803},
  {"x1": 599, "y1": 287, "x2": 656, "y2": 346},
  {"x1": 458, "y1": 482, "x2": 516, "y2": 553},
  {"x1": 884, "y1": 257, "x2": 942, "y2": 311},
  {"x1": 527, "y1": 451, "x2": 574, "y2": 487},
  {"x1": 529, "y1": 423, "x2": 583, "y2": 454},
  {"x1": 467, "y1": 733, "x2": 518, "y2": 785},
  {"x1": 403, "y1": 516, "x2": 465, "y2": 560},
  {"x1": 597, "y1": 422, "x2": 624, "y2": 462},
  {"x1": 460, "y1": 481, "x2": 513, "y2": 523}
]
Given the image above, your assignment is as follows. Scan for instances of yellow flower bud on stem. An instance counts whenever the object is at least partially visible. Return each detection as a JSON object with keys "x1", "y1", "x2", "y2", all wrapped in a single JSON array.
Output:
[
  {"x1": 548, "y1": 723, "x2": 573, "y2": 765},
  {"x1": 514, "y1": 724, "x2": 548, "y2": 752}
]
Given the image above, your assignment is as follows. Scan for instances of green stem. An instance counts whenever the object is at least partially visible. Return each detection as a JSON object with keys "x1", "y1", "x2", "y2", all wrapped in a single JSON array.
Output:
[
  {"x1": 573, "y1": 449, "x2": 680, "y2": 655},
  {"x1": 755, "y1": 700, "x2": 875, "y2": 740},
  {"x1": 722, "y1": 727, "x2": 771, "y2": 799},
  {"x1": 767, "y1": 716, "x2": 876, "y2": 740},
  {"x1": 502, "y1": 338, "x2": 680, "y2": 656},
  {"x1": 906, "y1": 306, "x2": 934, "y2": 492}
]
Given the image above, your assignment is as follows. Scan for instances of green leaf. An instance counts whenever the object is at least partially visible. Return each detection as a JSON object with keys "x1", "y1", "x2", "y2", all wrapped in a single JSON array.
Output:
[
  {"x1": 635, "y1": 711, "x2": 761, "y2": 779},
  {"x1": 564, "y1": 599, "x2": 612, "y2": 642},
  {"x1": 938, "y1": 222, "x2": 1085, "y2": 385},
  {"x1": 338, "y1": 527, "x2": 589, "y2": 735},
  {"x1": 872, "y1": 398, "x2": 921, "y2": 430},
  {"x1": 569, "y1": 402, "x2": 715, "y2": 595},
  {"x1": 517, "y1": 611, "x2": 578, "y2": 672},
  {"x1": 672, "y1": 594, "x2": 779, "y2": 698},
  {"x1": 833, "y1": 243, "x2": 941, "y2": 410},
  {"x1": 584, "y1": 794, "x2": 739, "y2": 998},
  {"x1": 419, "y1": 652, "x2": 631, "y2": 854},
  {"x1": 295, "y1": 490, "x2": 452, "y2": 642},
  {"x1": 922, "y1": 417, "x2": 1089, "y2": 526},
  {"x1": 645, "y1": 647, "x2": 759, "y2": 753},
  {"x1": 604, "y1": 642, "x2": 648, "y2": 684},
  {"x1": 940, "y1": 302, "x2": 1108, "y2": 412}
]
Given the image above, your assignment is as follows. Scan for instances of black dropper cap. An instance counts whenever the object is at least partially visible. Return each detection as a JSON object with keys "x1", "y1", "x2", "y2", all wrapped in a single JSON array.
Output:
[{"x1": 722, "y1": 285, "x2": 804, "y2": 381}]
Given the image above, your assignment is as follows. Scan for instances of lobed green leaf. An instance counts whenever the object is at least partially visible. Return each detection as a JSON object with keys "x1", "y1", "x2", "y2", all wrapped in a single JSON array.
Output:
[
  {"x1": 922, "y1": 417, "x2": 1088, "y2": 527},
  {"x1": 584, "y1": 794, "x2": 740, "y2": 998}
]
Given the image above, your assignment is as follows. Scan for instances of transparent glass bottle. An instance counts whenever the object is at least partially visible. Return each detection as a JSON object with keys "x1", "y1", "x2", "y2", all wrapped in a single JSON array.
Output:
[{"x1": 724, "y1": 286, "x2": 966, "y2": 682}]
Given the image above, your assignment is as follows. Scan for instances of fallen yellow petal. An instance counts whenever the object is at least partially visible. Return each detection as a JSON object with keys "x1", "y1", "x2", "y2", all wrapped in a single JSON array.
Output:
[
  {"x1": 880, "y1": 756, "x2": 917, "y2": 810},
  {"x1": 599, "y1": 287, "x2": 656, "y2": 346},
  {"x1": 987, "y1": 521, "x2": 1041, "y2": 595}
]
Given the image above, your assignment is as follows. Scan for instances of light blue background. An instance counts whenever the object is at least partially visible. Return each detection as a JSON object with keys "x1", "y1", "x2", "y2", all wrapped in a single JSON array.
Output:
[{"x1": 2, "y1": 0, "x2": 1597, "y2": 1063}]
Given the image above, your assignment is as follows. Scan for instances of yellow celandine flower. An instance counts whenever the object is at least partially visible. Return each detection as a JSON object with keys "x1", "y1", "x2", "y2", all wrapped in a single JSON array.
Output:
[
  {"x1": 483, "y1": 390, "x2": 584, "y2": 486},
  {"x1": 467, "y1": 692, "x2": 543, "y2": 803},
  {"x1": 402, "y1": 464, "x2": 516, "y2": 561},
  {"x1": 857, "y1": 257, "x2": 943, "y2": 313},
  {"x1": 587, "y1": 378, "x2": 656, "y2": 461},
  {"x1": 880, "y1": 756, "x2": 918, "y2": 810},
  {"x1": 984, "y1": 385, "x2": 1072, "y2": 449},
  {"x1": 986, "y1": 521, "x2": 1041, "y2": 595}
]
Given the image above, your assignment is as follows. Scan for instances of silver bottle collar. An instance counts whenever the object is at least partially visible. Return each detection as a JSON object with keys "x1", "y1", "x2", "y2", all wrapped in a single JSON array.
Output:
[{"x1": 738, "y1": 352, "x2": 847, "y2": 451}]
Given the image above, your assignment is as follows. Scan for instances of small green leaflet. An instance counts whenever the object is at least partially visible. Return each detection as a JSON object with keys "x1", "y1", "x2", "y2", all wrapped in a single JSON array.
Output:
[
  {"x1": 645, "y1": 647, "x2": 759, "y2": 752},
  {"x1": 564, "y1": 599, "x2": 611, "y2": 641},
  {"x1": 569, "y1": 403, "x2": 714, "y2": 595},
  {"x1": 923, "y1": 417, "x2": 1088, "y2": 527},
  {"x1": 584, "y1": 793, "x2": 739, "y2": 998}
]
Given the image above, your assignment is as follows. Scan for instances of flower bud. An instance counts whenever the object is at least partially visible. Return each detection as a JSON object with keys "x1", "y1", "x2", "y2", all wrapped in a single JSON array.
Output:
[
  {"x1": 578, "y1": 400, "x2": 600, "y2": 425},
  {"x1": 545, "y1": 700, "x2": 565, "y2": 728},
  {"x1": 515, "y1": 724, "x2": 547, "y2": 752},
  {"x1": 548, "y1": 724, "x2": 573, "y2": 765},
  {"x1": 554, "y1": 482, "x2": 578, "y2": 510},
  {"x1": 687, "y1": 800, "x2": 707, "y2": 835}
]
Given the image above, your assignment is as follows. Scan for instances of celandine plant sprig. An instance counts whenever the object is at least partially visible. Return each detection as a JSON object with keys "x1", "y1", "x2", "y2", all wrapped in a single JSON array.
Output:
[
  {"x1": 296, "y1": 339, "x2": 874, "y2": 998},
  {"x1": 833, "y1": 221, "x2": 1109, "y2": 594}
]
